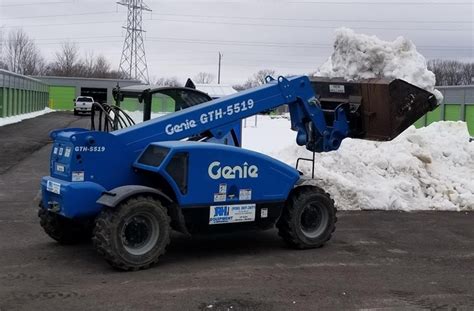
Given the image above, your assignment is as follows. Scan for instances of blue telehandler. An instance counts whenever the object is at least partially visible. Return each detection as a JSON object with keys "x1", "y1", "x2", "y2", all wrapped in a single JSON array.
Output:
[{"x1": 39, "y1": 76, "x2": 437, "y2": 270}]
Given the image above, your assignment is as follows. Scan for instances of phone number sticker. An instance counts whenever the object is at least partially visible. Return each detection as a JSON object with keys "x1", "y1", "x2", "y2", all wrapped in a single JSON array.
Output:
[{"x1": 209, "y1": 204, "x2": 256, "y2": 225}]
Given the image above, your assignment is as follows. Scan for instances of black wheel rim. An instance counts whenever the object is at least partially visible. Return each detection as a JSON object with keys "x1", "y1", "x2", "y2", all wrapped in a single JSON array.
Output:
[
  {"x1": 300, "y1": 202, "x2": 329, "y2": 239},
  {"x1": 120, "y1": 212, "x2": 159, "y2": 256}
]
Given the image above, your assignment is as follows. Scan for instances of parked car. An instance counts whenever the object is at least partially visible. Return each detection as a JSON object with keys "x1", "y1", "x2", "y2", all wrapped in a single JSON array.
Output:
[{"x1": 74, "y1": 96, "x2": 94, "y2": 115}]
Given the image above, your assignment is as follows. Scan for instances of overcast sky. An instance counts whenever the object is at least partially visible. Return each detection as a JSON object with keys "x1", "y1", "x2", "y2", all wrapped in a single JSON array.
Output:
[{"x1": 1, "y1": 0, "x2": 473, "y2": 84}]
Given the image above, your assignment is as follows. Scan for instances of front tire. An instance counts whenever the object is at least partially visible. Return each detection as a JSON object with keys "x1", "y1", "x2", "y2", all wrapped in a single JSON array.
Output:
[
  {"x1": 38, "y1": 208, "x2": 93, "y2": 244},
  {"x1": 277, "y1": 186, "x2": 336, "y2": 249},
  {"x1": 92, "y1": 196, "x2": 171, "y2": 271}
]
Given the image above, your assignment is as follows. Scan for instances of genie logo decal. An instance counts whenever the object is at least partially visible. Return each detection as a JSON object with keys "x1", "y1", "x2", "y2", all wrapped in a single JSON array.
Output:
[
  {"x1": 165, "y1": 119, "x2": 197, "y2": 135},
  {"x1": 208, "y1": 161, "x2": 259, "y2": 180}
]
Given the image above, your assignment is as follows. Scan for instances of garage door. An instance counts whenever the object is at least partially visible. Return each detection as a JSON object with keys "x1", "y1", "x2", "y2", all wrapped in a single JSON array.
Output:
[{"x1": 49, "y1": 86, "x2": 75, "y2": 110}]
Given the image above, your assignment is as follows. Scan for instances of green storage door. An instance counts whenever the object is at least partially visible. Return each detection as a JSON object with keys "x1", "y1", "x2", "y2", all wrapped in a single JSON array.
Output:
[{"x1": 49, "y1": 86, "x2": 75, "y2": 110}]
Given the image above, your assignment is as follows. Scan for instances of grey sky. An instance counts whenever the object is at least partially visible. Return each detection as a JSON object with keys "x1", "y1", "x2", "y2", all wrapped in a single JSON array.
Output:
[{"x1": 1, "y1": 0, "x2": 473, "y2": 84}]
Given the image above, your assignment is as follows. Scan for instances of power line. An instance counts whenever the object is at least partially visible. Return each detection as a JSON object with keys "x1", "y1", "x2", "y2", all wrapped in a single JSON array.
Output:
[
  {"x1": 3, "y1": 20, "x2": 124, "y2": 28},
  {"x1": 25, "y1": 36, "x2": 474, "y2": 52},
  {"x1": 15, "y1": 34, "x2": 474, "y2": 51},
  {"x1": 1, "y1": 11, "x2": 119, "y2": 20},
  {"x1": 3, "y1": 17, "x2": 470, "y2": 32},
  {"x1": 0, "y1": 1, "x2": 71, "y2": 7},
  {"x1": 288, "y1": 1, "x2": 472, "y2": 4},
  {"x1": 150, "y1": 18, "x2": 472, "y2": 32},
  {"x1": 3, "y1": 10, "x2": 471, "y2": 24},
  {"x1": 149, "y1": 12, "x2": 473, "y2": 24}
]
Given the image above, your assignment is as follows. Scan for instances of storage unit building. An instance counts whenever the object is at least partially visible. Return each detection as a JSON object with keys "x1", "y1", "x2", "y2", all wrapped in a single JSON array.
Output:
[{"x1": 0, "y1": 69, "x2": 49, "y2": 118}]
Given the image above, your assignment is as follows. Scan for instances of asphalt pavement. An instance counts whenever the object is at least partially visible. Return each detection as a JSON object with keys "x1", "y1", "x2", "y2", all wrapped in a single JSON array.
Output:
[{"x1": 0, "y1": 112, "x2": 473, "y2": 310}]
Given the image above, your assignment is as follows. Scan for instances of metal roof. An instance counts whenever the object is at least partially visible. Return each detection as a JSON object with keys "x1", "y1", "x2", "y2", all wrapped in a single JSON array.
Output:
[{"x1": 194, "y1": 84, "x2": 238, "y2": 98}]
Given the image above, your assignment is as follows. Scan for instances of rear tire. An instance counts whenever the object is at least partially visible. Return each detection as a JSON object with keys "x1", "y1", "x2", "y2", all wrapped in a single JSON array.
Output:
[
  {"x1": 277, "y1": 186, "x2": 336, "y2": 249},
  {"x1": 92, "y1": 196, "x2": 171, "y2": 271},
  {"x1": 38, "y1": 208, "x2": 92, "y2": 244}
]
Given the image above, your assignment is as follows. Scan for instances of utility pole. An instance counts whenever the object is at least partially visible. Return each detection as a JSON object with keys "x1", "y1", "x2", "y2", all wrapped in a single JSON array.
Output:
[
  {"x1": 217, "y1": 52, "x2": 222, "y2": 84},
  {"x1": 117, "y1": 0, "x2": 151, "y2": 84}
]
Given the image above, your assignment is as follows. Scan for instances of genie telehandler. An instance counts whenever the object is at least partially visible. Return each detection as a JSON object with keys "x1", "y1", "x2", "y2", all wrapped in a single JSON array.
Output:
[{"x1": 39, "y1": 76, "x2": 437, "y2": 270}]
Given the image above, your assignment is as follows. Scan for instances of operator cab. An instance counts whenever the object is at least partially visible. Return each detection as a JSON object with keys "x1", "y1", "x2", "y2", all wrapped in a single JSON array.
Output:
[
  {"x1": 111, "y1": 84, "x2": 243, "y2": 147},
  {"x1": 113, "y1": 84, "x2": 214, "y2": 122},
  {"x1": 90, "y1": 85, "x2": 216, "y2": 133}
]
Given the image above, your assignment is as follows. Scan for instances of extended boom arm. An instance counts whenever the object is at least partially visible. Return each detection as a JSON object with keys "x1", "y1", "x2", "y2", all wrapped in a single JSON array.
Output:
[{"x1": 113, "y1": 75, "x2": 349, "y2": 152}]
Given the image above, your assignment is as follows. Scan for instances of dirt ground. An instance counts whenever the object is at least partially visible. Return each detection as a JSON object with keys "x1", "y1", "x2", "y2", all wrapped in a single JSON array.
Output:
[{"x1": 0, "y1": 112, "x2": 473, "y2": 310}]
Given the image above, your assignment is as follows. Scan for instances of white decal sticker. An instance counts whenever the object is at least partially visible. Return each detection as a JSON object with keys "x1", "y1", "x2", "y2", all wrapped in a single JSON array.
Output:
[
  {"x1": 46, "y1": 180, "x2": 61, "y2": 194},
  {"x1": 261, "y1": 208, "x2": 268, "y2": 218},
  {"x1": 58, "y1": 147, "x2": 64, "y2": 156},
  {"x1": 72, "y1": 171, "x2": 85, "y2": 182},
  {"x1": 219, "y1": 183, "x2": 227, "y2": 194},
  {"x1": 56, "y1": 163, "x2": 65, "y2": 173},
  {"x1": 53, "y1": 147, "x2": 58, "y2": 155},
  {"x1": 74, "y1": 146, "x2": 106, "y2": 152},
  {"x1": 209, "y1": 204, "x2": 256, "y2": 225},
  {"x1": 329, "y1": 84, "x2": 345, "y2": 93},
  {"x1": 64, "y1": 147, "x2": 71, "y2": 158},
  {"x1": 213, "y1": 193, "x2": 226, "y2": 202},
  {"x1": 239, "y1": 189, "x2": 252, "y2": 201},
  {"x1": 165, "y1": 119, "x2": 197, "y2": 135},
  {"x1": 208, "y1": 161, "x2": 258, "y2": 180},
  {"x1": 164, "y1": 99, "x2": 255, "y2": 135}
]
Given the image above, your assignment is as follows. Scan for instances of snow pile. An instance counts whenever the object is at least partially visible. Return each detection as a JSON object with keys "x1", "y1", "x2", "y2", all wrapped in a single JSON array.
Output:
[
  {"x1": 0, "y1": 108, "x2": 54, "y2": 127},
  {"x1": 316, "y1": 28, "x2": 443, "y2": 103},
  {"x1": 245, "y1": 118, "x2": 473, "y2": 211},
  {"x1": 122, "y1": 110, "x2": 166, "y2": 125}
]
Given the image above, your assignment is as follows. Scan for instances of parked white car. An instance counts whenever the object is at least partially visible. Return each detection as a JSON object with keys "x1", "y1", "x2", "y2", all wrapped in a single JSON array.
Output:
[{"x1": 74, "y1": 96, "x2": 94, "y2": 115}]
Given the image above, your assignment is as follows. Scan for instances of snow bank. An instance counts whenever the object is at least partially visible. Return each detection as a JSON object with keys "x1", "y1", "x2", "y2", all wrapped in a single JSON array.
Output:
[
  {"x1": 316, "y1": 28, "x2": 443, "y2": 103},
  {"x1": 124, "y1": 111, "x2": 167, "y2": 125},
  {"x1": 243, "y1": 116, "x2": 474, "y2": 211},
  {"x1": 0, "y1": 108, "x2": 54, "y2": 127}
]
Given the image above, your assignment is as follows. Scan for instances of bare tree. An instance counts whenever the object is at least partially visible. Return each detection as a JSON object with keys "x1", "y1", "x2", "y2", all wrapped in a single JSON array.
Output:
[
  {"x1": 82, "y1": 51, "x2": 95, "y2": 77},
  {"x1": 233, "y1": 80, "x2": 254, "y2": 91},
  {"x1": 4, "y1": 29, "x2": 44, "y2": 75},
  {"x1": 93, "y1": 55, "x2": 111, "y2": 78},
  {"x1": 428, "y1": 59, "x2": 474, "y2": 86},
  {"x1": 461, "y1": 63, "x2": 474, "y2": 85},
  {"x1": 193, "y1": 72, "x2": 215, "y2": 84},
  {"x1": 0, "y1": 27, "x2": 6, "y2": 69},
  {"x1": 50, "y1": 41, "x2": 81, "y2": 76},
  {"x1": 233, "y1": 69, "x2": 277, "y2": 90},
  {"x1": 152, "y1": 76, "x2": 181, "y2": 87},
  {"x1": 252, "y1": 69, "x2": 276, "y2": 85}
]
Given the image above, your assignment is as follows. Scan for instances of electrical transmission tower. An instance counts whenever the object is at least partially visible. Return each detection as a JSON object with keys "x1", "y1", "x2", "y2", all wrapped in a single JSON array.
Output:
[{"x1": 118, "y1": 0, "x2": 151, "y2": 83}]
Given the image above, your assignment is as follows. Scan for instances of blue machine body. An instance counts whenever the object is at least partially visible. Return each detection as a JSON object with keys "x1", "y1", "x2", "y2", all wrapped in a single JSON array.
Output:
[
  {"x1": 40, "y1": 76, "x2": 349, "y2": 220},
  {"x1": 134, "y1": 141, "x2": 300, "y2": 206}
]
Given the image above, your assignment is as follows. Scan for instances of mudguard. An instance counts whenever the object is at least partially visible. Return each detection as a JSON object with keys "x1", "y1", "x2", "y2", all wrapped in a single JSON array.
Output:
[{"x1": 96, "y1": 185, "x2": 173, "y2": 207}]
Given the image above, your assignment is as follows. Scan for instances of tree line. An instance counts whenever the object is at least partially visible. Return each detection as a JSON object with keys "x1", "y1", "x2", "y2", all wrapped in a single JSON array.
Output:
[
  {"x1": 427, "y1": 59, "x2": 474, "y2": 86},
  {"x1": 0, "y1": 29, "x2": 123, "y2": 79}
]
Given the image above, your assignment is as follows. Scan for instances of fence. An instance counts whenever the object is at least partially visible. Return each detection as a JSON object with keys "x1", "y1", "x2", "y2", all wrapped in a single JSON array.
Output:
[
  {"x1": 0, "y1": 69, "x2": 49, "y2": 118},
  {"x1": 414, "y1": 85, "x2": 474, "y2": 135}
]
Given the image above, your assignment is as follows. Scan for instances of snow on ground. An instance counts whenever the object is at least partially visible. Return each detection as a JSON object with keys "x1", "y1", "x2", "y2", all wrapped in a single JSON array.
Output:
[
  {"x1": 126, "y1": 110, "x2": 166, "y2": 125},
  {"x1": 316, "y1": 28, "x2": 443, "y2": 103},
  {"x1": 0, "y1": 108, "x2": 54, "y2": 127},
  {"x1": 243, "y1": 115, "x2": 474, "y2": 211}
]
